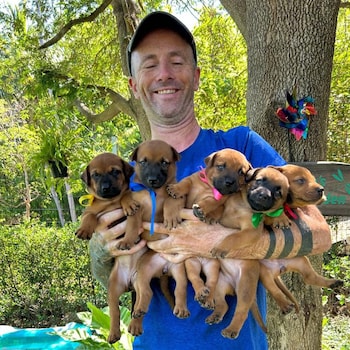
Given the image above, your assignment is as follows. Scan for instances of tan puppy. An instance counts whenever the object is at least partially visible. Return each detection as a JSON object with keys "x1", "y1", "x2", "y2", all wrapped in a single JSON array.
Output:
[
  {"x1": 75, "y1": 153, "x2": 146, "y2": 344},
  {"x1": 167, "y1": 148, "x2": 252, "y2": 223},
  {"x1": 211, "y1": 166, "x2": 290, "y2": 258},
  {"x1": 75, "y1": 152, "x2": 136, "y2": 240},
  {"x1": 166, "y1": 149, "x2": 252, "y2": 309},
  {"x1": 116, "y1": 140, "x2": 189, "y2": 339},
  {"x1": 259, "y1": 164, "x2": 342, "y2": 314},
  {"x1": 206, "y1": 258, "x2": 267, "y2": 339}
]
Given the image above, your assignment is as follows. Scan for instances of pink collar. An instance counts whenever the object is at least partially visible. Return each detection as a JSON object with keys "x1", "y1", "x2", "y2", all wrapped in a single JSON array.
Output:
[{"x1": 198, "y1": 168, "x2": 223, "y2": 200}]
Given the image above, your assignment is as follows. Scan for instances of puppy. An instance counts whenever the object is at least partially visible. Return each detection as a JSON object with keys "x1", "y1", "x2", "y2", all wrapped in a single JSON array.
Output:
[
  {"x1": 75, "y1": 152, "x2": 136, "y2": 240},
  {"x1": 211, "y1": 166, "x2": 290, "y2": 258},
  {"x1": 114, "y1": 140, "x2": 189, "y2": 339},
  {"x1": 259, "y1": 164, "x2": 343, "y2": 314},
  {"x1": 206, "y1": 258, "x2": 267, "y2": 339},
  {"x1": 75, "y1": 152, "x2": 146, "y2": 344},
  {"x1": 166, "y1": 149, "x2": 252, "y2": 309},
  {"x1": 167, "y1": 148, "x2": 252, "y2": 223}
]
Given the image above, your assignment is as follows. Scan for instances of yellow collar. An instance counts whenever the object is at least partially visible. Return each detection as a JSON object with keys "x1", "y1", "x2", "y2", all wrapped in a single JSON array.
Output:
[{"x1": 79, "y1": 194, "x2": 94, "y2": 207}]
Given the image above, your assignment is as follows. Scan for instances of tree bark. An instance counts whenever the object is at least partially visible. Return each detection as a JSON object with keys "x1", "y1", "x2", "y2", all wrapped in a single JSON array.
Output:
[{"x1": 221, "y1": 0, "x2": 340, "y2": 349}]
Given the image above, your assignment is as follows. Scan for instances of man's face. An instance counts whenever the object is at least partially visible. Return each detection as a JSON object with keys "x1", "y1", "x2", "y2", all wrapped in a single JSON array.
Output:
[{"x1": 129, "y1": 29, "x2": 200, "y2": 126}]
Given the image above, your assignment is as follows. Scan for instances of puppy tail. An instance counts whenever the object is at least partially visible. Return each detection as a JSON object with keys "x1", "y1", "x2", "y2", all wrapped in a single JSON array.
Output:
[
  {"x1": 159, "y1": 275, "x2": 175, "y2": 310},
  {"x1": 251, "y1": 299, "x2": 267, "y2": 333}
]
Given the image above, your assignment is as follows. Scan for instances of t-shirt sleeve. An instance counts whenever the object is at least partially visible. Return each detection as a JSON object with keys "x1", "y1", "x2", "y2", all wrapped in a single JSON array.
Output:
[{"x1": 220, "y1": 126, "x2": 286, "y2": 167}]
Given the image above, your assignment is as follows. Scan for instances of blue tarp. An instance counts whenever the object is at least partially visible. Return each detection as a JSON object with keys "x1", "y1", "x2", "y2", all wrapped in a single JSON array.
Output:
[{"x1": 0, "y1": 322, "x2": 88, "y2": 349}]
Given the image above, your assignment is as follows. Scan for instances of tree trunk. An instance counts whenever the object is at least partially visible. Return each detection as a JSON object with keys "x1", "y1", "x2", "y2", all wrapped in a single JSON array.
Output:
[
  {"x1": 64, "y1": 179, "x2": 77, "y2": 223},
  {"x1": 221, "y1": 0, "x2": 340, "y2": 349}
]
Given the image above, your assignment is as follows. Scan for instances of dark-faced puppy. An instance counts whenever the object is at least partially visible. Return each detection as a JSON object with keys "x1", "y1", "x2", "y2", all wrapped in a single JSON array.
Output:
[
  {"x1": 166, "y1": 149, "x2": 252, "y2": 309},
  {"x1": 112, "y1": 140, "x2": 189, "y2": 340},
  {"x1": 211, "y1": 167, "x2": 290, "y2": 258},
  {"x1": 259, "y1": 164, "x2": 342, "y2": 314},
  {"x1": 75, "y1": 152, "x2": 136, "y2": 240}
]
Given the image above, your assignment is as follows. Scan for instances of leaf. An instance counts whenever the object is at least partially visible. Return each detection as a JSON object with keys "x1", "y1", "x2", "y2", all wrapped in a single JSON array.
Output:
[{"x1": 87, "y1": 302, "x2": 111, "y2": 330}]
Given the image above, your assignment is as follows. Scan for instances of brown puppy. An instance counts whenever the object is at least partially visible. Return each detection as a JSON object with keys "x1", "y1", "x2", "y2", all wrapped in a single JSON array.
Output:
[
  {"x1": 115, "y1": 140, "x2": 189, "y2": 339},
  {"x1": 167, "y1": 148, "x2": 252, "y2": 223},
  {"x1": 211, "y1": 166, "x2": 290, "y2": 258},
  {"x1": 75, "y1": 152, "x2": 146, "y2": 344},
  {"x1": 206, "y1": 258, "x2": 267, "y2": 339},
  {"x1": 259, "y1": 164, "x2": 342, "y2": 314},
  {"x1": 166, "y1": 149, "x2": 252, "y2": 309},
  {"x1": 75, "y1": 152, "x2": 136, "y2": 240},
  {"x1": 166, "y1": 149, "x2": 267, "y2": 339}
]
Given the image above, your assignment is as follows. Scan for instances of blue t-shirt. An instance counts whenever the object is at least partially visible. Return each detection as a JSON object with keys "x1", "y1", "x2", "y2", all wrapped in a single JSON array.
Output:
[{"x1": 133, "y1": 126, "x2": 286, "y2": 350}]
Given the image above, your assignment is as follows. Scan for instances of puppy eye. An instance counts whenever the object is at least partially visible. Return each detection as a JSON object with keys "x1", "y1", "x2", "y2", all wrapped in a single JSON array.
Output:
[
  {"x1": 216, "y1": 164, "x2": 225, "y2": 171},
  {"x1": 295, "y1": 178, "x2": 305, "y2": 185},
  {"x1": 161, "y1": 160, "x2": 170, "y2": 168},
  {"x1": 110, "y1": 169, "x2": 121, "y2": 177},
  {"x1": 91, "y1": 172, "x2": 101, "y2": 180},
  {"x1": 238, "y1": 168, "x2": 244, "y2": 176},
  {"x1": 274, "y1": 187, "x2": 282, "y2": 198},
  {"x1": 138, "y1": 160, "x2": 147, "y2": 166}
]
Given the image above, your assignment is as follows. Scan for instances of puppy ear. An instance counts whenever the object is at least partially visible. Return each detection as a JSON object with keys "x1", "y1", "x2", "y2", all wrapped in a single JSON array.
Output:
[
  {"x1": 245, "y1": 168, "x2": 260, "y2": 182},
  {"x1": 122, "y1": 160, "x2": 134, "y2": 180},
  {"x1": 204, "y1": 152, "x2": 216, "y2": 167},
  {"x1": 130, "y1": 146, "x2": 139, "y2": 162},
  {"x1": 81, "y1": 165, "x2": 91, "y2": 186},
  {"x1": 171, "y1": 146, "x2": 181, "y2": 162},
  {"x1": 268, "y1": 165, "x2": 285, "y2": 173}
]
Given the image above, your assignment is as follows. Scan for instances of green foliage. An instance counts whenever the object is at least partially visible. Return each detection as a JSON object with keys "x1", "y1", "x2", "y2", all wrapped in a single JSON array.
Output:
[
  {"x1": 194, "y1": 7, "x2": 247, "y2": 130},
  {"x1": 53, "y1": 303, "x2": 134, "y2": 349},
  {"x1": 327, "y1": 8, "x2": 350, "y2": 163},
  {"x1": 0, "y1": 220, "x2": 107, "y2": 328}
]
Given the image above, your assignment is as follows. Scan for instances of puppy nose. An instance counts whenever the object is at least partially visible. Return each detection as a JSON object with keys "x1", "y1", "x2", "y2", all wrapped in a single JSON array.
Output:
[
  {"x1": 318, "y1": 187, "x2": 324, "y2": 195},
  {"x1": 101, "y1": 182, "x2": 111, "y2": 193}
]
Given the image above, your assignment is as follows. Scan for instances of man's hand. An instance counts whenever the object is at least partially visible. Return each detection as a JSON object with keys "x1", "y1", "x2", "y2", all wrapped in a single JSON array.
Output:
[{"x1": 89, "y1": 209, "x2": 146, "y2": 288}]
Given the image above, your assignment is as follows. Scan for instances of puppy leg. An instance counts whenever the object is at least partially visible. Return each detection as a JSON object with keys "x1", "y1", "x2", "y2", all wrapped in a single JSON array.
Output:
[
  {"x1": 116, "y1": 211, "x2": 142, "y2": 250},
  {"x1": 76, "y1": 211, "x2": 97, "y2": 239},
  {"x1": 280, "y1": 256, "x2": 343, "y2": 288},
  {"x1": 121, "y1": 190, "x2": 140, "y2": 216},
  {"x1": 186, "y1": 257, "x2": 220, "y2": 309},
  {"x1": 128, "y1": 316, "x2": 144, "y2": 336},
  {"x1": 170, "y1": 262, "x2": 190, "y2": 318},
  {"x1": 205, "y1": 274, "x2": 230, "y2": 325},
  {"x1": 221, "y1": 264, "x2": 259, "y2": 339},
  {"x1": 259, "y1": 261, "x2": 299, "y2": 314},
  {"x1": 107, "y1": 262, "x2": 126, "y2": 344}
]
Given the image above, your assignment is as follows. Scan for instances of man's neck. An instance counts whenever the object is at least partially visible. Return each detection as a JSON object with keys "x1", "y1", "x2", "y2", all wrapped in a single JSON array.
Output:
[{"x1": 150, "y1": 117, "x2": 201, "y2": 153}]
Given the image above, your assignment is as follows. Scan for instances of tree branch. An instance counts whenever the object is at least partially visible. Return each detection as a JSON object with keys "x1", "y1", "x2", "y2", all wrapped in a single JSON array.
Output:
[
  {"x1": 340, "y1": 1, "x2": 350, "y2": 7},
  {"x1": 39, "y1": 0, "x2": 112, "y2": 49}
]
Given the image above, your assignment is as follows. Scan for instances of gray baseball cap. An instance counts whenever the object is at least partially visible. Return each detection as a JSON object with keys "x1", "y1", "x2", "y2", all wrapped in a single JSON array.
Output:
[{"x1": 126, "y1": 11, "x2": 197, "y2": 76}]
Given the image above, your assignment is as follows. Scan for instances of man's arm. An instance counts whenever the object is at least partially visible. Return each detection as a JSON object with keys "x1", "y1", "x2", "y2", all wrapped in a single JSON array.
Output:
[{"x1": 145, "y1": 206, "x2": 331, "y2": 260}]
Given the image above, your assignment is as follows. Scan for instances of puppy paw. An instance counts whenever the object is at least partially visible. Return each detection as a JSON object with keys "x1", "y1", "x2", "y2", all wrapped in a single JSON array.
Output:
[
  {"x1": 132, "y1": 309, "x2": 146, "y2": 318},
  {"x1": 221, "y1": 328, "x2": 240, "y2": 339},
  {"x1": 166, "y1": 184, "x2": 184, "y2": 199},
  {"x1": 192, "y1": 204, "x2": 206, "y2": 221},
  {"x1": 115, "y1": 239, "x2": 133, "y2": 250},
  {"x1": 205, "y1": 312, "x2": 223, "y2": 325},
  {"x1": 196, "y1": 288, "x2": 215, "y2": 310},
  {"x1": 173, "y1": 306, "x2": 190, "y2": 319},
  {"x1": 123, "y1": 201, "x2": 141, "y2": 216},
  {"x1": 128, "y1": 318, "x2": 143, "y2": 336},
  {"x1": 75, "y1": 227, "x2": 93, "y2": 240},
  {"x1": 210, "y1": 247, "x2": 228, "y2": 259},
  {"x1": 107, "y1": 330, "x2": 121, "y2": 344}
]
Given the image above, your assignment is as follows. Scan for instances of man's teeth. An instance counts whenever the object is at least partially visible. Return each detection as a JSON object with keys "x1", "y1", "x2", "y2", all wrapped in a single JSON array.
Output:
[{"x1": 157, "y1": 89, "x2": 176, "y2": 94}]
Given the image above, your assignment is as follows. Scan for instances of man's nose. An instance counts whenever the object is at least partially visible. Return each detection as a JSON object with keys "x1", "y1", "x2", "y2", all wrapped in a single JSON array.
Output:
[{"x1": 157, "y1": 61, "x2": 174, "y2": 80}]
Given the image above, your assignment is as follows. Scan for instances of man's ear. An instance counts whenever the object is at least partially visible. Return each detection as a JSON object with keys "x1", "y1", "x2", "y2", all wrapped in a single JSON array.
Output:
[
  {"x1": 128, "y1": 77, "x2": 140, "y2": 99},
  {"x1": 193, "y1": 67, "x2": 200, "y2": 91}
]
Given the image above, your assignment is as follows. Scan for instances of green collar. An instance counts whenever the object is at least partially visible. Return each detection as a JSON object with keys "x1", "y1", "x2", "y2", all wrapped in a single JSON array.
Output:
[{"x1": 251, "y1": 207, "x2": 284, "y2": 228}]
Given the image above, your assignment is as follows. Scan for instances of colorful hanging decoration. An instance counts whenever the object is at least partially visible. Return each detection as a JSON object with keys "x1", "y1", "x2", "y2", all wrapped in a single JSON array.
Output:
[{"x1": 275, "y1": 87, "x2": 317, "y2": 141}]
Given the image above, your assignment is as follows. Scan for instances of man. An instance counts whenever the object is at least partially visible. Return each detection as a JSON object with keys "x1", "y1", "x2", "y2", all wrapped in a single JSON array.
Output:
[{"x1": 91, "y1": 11, "x2": 330, "y2": 349}]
